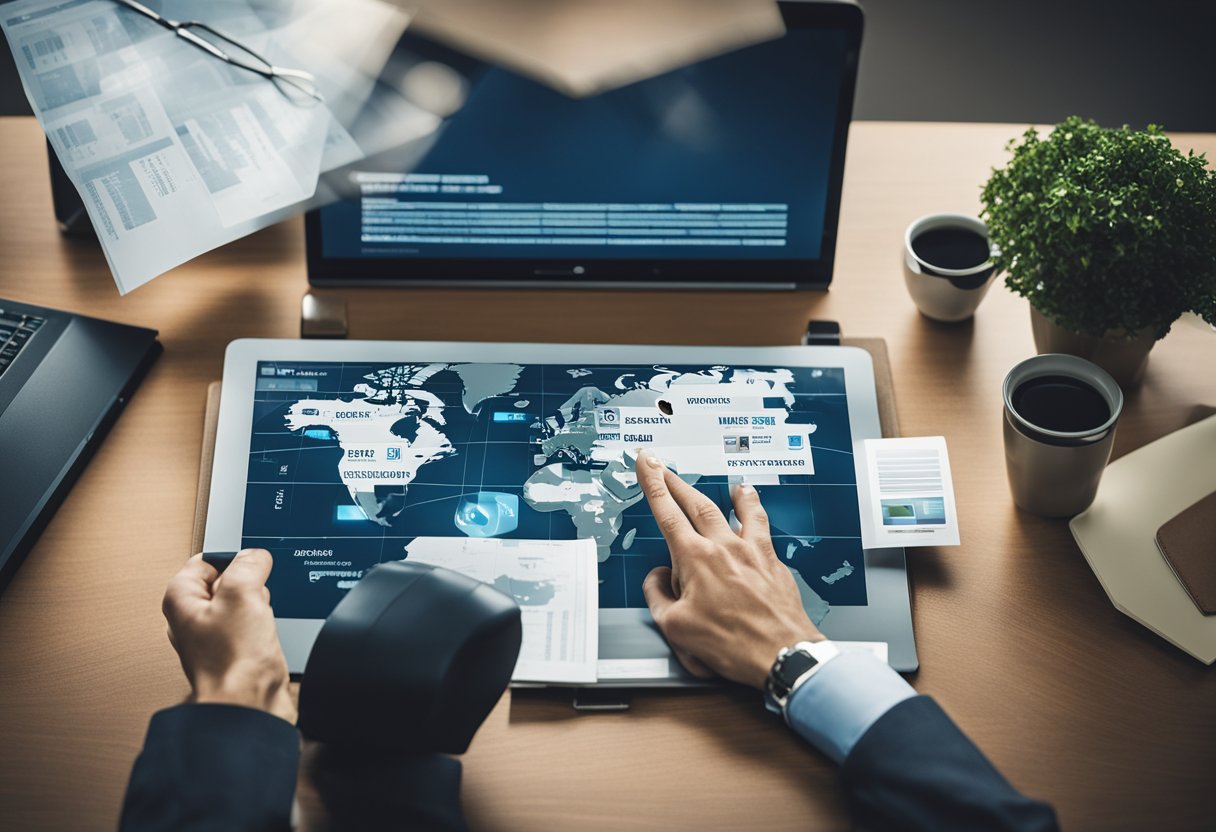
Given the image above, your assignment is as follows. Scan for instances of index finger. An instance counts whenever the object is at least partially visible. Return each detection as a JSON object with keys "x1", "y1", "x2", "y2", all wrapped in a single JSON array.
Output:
[
  {"x1": 635, "y1": 450, "x2": 701, "y2": 550},
  {"x1": 659, "y1": 465, "x2": 734, "y2": 541}
]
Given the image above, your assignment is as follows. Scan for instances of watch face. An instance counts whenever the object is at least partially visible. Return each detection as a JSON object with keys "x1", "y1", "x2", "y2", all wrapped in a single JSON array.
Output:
[{"x1": 778, "y1": 651, "x2": 819, "y2": 689}]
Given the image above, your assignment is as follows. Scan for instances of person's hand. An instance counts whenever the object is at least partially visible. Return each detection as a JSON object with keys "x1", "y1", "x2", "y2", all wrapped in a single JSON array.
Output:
[
  {"x1": 636, "y1": 450, "x2": 823, "y2": 689},
  {"x1": 162, "y1": 549, "x2": 296, "y2": 723}
]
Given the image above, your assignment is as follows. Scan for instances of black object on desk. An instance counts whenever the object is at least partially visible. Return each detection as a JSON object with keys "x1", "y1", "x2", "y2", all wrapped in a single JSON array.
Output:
[
  {"x1": 47, "y1": 141, "x2": 96, "y2": 239},
  {"x1": 803, "y1": 320, "x2": 842, "y2": 346},
  {"x1": 0, "y1": 297, "x2": 160, "y2": 593},
  {"x1": 297, "y1": 560, "x2": 522, "y2": 753}
]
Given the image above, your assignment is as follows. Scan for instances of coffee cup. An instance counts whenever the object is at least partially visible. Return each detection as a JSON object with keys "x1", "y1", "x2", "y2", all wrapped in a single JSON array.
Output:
[
  {"x1": 903, "y1": 213, "x2": 998, "y2": 322},
  {"x1": 1002, "y1": 354, "x2": 1124, "y2": 517}
]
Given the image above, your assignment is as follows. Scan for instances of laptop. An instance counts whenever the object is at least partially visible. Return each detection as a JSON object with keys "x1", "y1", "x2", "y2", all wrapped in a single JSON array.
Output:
[
  {"x1": 0, "y1": 298, "x2": 160, "y2": 593},
  {"x1": 305, "y1": 0, "x2": 863, "y2": 291}
]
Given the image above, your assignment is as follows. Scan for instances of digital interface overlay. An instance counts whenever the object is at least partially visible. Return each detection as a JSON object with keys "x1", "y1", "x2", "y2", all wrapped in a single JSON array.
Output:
[{"x1": 243, "y1": 361, "x2": 867, "y2": 621}]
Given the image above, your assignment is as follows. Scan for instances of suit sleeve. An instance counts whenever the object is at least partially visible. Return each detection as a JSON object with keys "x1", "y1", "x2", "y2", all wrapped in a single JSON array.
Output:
[
  {"x1": 118, "y1": 704, "x2": 300, "y2": 832},
  {"x1": 840, "y1": 696, "x2": 1059, "y2": 832}
]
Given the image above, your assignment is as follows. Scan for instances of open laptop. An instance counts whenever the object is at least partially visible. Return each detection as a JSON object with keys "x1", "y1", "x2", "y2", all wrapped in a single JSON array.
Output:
[
  {"x1": 0, "y1": 298, "x2": 160, "y2": 593},
  {"x1": 305, "y1": 1, "x2": 863, "y2": 291}
]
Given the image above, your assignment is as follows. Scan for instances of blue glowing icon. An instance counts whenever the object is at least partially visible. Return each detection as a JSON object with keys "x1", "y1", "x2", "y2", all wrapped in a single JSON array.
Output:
[
  {"x1": 454, "y1": 491, "x2": 520, "y2": 538},
  {"x1": 336, "y1": 505, "x2": 367, "y2": 522}
]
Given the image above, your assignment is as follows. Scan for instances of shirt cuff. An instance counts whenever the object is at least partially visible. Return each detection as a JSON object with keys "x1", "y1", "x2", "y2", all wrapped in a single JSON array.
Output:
[{"x1": 782, "y1": 648, "x2": 916, "y2": 764}]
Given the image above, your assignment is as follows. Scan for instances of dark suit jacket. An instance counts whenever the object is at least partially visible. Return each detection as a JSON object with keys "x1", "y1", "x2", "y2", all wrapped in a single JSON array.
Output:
[
  {"x1": 118, "y1": 705, "x2": 300, "y2": 832},
  {"x1": 841, "y1": 695, "x2": 1059, "y2": 832},
  {"x1": 118, "y1": 704, "x2": 466, "y2": 832},
  {"x1": 119, "y1": 697, "x2": 1056, "y2": 831}
]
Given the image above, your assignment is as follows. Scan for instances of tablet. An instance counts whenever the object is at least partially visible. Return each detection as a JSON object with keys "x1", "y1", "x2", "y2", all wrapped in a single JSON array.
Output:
[{"x1": 204, "y1": 341, "x2": 917, "y2": 682}]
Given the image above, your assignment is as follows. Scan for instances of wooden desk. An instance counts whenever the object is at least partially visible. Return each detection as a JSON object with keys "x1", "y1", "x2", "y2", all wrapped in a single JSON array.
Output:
[{"x1": 0, "y1": 117, "x2": 1213, "y2": 831}]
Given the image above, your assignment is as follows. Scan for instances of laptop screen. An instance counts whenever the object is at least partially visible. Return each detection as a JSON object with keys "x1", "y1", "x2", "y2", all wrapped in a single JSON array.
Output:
[{"x1": 307, "y1": 2, "x2": 862, "y2": 288}]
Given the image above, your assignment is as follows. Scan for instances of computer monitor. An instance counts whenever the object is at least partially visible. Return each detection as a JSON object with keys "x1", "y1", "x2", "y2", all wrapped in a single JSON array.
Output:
[{"x1": 306, "y1": 1, "x2": 863, "y2": 290}]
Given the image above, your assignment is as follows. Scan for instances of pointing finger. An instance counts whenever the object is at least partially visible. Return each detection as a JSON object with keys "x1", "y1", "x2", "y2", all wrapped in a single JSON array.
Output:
[
  {"x1": 661, "y1": 467, "x2": 733, "y2": 541},
  {"x1": 636, "y1": 451, "x2": 701, "y2": 550}
]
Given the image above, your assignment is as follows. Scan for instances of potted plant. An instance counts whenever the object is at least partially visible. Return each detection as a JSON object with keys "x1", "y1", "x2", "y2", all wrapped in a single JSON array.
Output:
[{"x1": 981, "y1": 116, "x2": 1216, "y2": 386}]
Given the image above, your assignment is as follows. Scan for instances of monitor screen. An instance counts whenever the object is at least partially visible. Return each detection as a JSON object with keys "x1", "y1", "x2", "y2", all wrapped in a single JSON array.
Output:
[{"x1": 307, "y1": 2, "x2": 862, "y2": 288}]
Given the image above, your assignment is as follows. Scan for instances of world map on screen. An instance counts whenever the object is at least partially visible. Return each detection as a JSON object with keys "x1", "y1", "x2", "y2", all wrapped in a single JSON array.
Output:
[{"x1": 244, "y1": 361, "x2": 867, "y2": 621}]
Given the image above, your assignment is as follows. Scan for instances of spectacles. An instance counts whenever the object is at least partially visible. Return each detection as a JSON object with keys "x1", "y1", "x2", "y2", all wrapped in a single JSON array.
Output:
[{"x1": 112, "y1": 0, "x2": 324, "y2": 104}]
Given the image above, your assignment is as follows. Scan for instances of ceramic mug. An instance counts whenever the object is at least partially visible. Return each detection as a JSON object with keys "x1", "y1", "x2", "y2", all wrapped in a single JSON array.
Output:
[{"x1": 903, "y1": 213, "x2": 998, "y2": 322}]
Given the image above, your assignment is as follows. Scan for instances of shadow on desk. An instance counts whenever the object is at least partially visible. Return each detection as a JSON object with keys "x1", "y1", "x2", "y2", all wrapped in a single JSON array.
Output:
[
  {"x1": 297, "y1": 742, "x2": 466, "y2": 832},
  {"x1": 509, "y1": 684, "x2": 841, "y2": 778}
]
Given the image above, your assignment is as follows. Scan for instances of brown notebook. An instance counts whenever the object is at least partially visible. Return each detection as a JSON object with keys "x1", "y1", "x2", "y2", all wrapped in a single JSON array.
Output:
[
  {"x1": 189, "y1": 338, "x2": 901, "y2": 554},
  {"x1": 1156, "y1": 491, "x2": 1216, "y2": 615}
]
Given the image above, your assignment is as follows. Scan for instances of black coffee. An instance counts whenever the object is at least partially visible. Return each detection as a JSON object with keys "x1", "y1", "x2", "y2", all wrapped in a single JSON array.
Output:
[
  {"x1": 911, "y1": 227, "x2": 990, "y2": 270},
  {"x1": 1012, "y1": 375, "x2": 1111, "y2": 433}
]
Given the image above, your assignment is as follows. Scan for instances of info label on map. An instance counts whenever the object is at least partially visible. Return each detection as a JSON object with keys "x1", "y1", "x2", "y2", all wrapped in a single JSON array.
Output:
[{"x1": 591, "y1": 381, "x2": 815, "y2": 477}]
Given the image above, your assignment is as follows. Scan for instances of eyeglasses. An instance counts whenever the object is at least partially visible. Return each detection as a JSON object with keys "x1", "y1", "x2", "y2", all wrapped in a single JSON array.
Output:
[{"x1": 112, "y1": 0, "x2": 324, "y2": 104}]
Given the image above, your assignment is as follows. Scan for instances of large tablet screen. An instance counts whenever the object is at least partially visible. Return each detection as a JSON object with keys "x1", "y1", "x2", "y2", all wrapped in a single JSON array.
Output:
[{"x1": 244, "y1": 360, "x2": 867, "y2": 620}]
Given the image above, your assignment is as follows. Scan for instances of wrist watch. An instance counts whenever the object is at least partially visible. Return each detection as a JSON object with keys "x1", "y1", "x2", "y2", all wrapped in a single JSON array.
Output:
[{"x1": 763, "y1": 639, "x2": 840, "y2": 717}]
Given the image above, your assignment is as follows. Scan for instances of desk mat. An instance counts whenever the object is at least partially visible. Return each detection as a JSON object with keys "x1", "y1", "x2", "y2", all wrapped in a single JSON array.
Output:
[{"x1": 190, "y1": 338, "x2": 899, "y2": 555}]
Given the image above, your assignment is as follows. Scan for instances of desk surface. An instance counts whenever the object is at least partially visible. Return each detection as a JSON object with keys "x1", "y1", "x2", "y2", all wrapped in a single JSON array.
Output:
[{"x1": 1, "y1": 117, "x2": 1213, "y2": 831}]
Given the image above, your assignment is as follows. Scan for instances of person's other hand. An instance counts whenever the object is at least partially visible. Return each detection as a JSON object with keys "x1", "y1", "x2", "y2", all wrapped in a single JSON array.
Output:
[
  {"x1": 162, "y1": 549, "x2": 295, "y2": 723},
  {"x1": 636, "y1": 450, "x2": 823, "y2": 689}
]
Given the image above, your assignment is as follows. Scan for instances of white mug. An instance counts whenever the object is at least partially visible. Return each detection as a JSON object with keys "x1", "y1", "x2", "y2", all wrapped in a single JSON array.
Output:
[{"x1": 902, "y1": 213, "x2": 998, "y2": 322}]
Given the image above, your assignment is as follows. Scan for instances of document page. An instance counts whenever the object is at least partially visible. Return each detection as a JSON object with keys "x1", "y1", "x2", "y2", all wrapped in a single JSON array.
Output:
[
  {"x1": 405, "y1": 0, "x2": 785, "y2": 97},
  {"x1": 0, "y1": 0, "x2": 333, "y2": 291},
  {"x1": 856, "y1": 436, "x2": 960, "y2": 549},
  {"x1": 404, "y1": 537, "x2": 599, "y2": 684},
  {"x1": 0, "y1": 0, "x2": 431, "y2": 293}
]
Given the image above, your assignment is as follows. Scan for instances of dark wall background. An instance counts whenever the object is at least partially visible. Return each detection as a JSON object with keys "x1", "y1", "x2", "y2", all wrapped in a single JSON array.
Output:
[
  {"x1": 851, "y1": 0, "x2": 1216, "y2": 131},
  {"x1": 2, "y1": 0, "x2": 1214, "y2": 129}
]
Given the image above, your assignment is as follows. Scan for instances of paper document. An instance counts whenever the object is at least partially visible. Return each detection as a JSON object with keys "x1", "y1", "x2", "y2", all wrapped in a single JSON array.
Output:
[
  {"x1": 406, "y1": 0, "x2": 786, "y2": 98},
  {"x1": 405, "y1": 537, "x2": 599, "y2": 684},
  {"x1": 857, "y1": 437, "x2": 960, "y2": 549},
  {"x1": 0, "y1": 0, "x2": 429, "y2": 293}
]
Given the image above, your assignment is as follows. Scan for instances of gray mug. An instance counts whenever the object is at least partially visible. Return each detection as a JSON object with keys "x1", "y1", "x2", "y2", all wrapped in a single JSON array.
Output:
[{"x1": 1002, "y1": 354, "x2": 1124, "y2": 517}]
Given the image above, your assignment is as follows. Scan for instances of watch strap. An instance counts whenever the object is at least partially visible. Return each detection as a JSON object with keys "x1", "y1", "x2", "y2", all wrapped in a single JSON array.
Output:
[{"x1": 765, "y1": 639, "x2": 840, "y2": 716}]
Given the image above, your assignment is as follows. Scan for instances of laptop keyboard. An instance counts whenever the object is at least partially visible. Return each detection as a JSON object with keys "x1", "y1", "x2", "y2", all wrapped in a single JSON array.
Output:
[{"x1": 0, "y1": 309, "x2": 46, "y2": 379}]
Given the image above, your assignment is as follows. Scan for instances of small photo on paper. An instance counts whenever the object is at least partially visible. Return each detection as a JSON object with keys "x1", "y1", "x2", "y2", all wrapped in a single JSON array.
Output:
[{"x1": 881, "y1": 497, "x2": 947, "y2": 526}]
